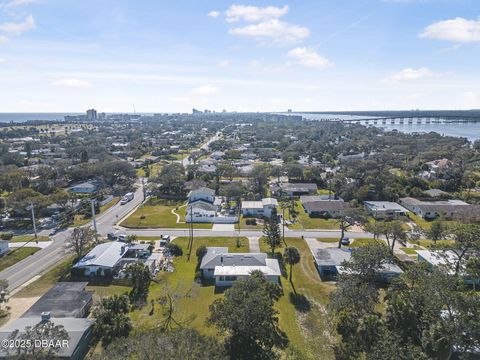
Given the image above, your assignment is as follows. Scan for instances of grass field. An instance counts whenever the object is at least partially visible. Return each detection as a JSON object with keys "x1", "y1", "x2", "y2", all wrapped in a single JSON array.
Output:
[
  {"x1": 234, "y1": 216, "x2": 264, "y2": 230},
  {"x1": 259, "y1": 237, "x2": 336, "y2": 359},
  {"x1": 127, "y1": 237, "x2": 248, "y2": 335},
  {"x1": 0, "y1": 247, "x2": 41, "y2": 272},
  {"x1": 13, "y1": 255, "x2": 76, "y2": 297},
  {"x1": 346, "y1": 238, "x2": 381, "y2": 248},
  {"x1": 120, "y1": 199, "x2": 212, "y2": 229},
  {"x1": 318, "y1": 238, "x2": 339, "y2": 243},
  {"x1": 400, "y1": 246, "x2": 420, "y2": 255},
  {"x1": 10, "y1": 235, "x2": 50, "y2": 243},
  {"x1": 287, "y1": 201, "x2": 340, "y2": 230}
]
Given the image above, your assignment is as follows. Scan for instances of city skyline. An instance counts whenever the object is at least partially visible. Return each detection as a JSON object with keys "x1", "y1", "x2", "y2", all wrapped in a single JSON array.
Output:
[{"x1": 0, "y1": 0, "x2": 479, "y2": 112}]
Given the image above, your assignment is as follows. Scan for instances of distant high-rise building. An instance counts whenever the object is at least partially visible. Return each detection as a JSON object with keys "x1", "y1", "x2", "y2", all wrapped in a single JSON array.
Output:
[{"x1": 86, "y1": 109, "x2": 97, "y2": 121}]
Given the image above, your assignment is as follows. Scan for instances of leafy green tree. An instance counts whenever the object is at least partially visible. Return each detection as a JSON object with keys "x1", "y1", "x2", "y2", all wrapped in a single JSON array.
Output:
[
  {"x1": 283, "y1": 247, "x2": 301, "y2": 284},
  {"x1": 425, "y1": 220, "x2": 447, "y2": 245},
  {"x1": 93, "y1": 294, "x2": 132, "y2": 347},
  {"x1": 380, "y1": 220, "x2": 407, "y2": 253},
  {"x1": 125, "y1": 263, "x2": 151, "y2": 304},
  {"x1": 449, "y1": 224, "x2": 480, "y2": 274},
  {"x1": 208, "y1": 271, "x2": 285, "y2": 360},
  {"x1": 263, "y1": 208, "x2": 281, "y2": 256},
  {"x1": 6, "y1": 320, "x2": 69, "y2": 359},
  {"x1": 335, "y1": 208, "x2": 367, "y2": 248},
  {"x1": 69, "y1": 227, "x2": 95, "y2": 259},
  {"x1": 90, "y1": 328, "x2": 228, "y2": 360},
  {"x1": 195, "y1": 245, "x2": 207, "y2": 260}
]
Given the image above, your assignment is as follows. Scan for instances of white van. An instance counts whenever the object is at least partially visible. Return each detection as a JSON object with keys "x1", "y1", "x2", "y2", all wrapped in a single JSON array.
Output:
[{"x1": 120, "y1": 192, "x2": 134, "y2": 205}]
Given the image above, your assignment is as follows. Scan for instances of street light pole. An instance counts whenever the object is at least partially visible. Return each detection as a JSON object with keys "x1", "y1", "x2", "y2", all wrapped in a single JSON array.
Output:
[{"x1": 91, "y1": 199, "x2": 98, "y2": 242}]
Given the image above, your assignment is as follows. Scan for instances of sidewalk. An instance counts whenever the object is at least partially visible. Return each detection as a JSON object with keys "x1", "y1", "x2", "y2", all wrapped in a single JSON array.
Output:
[{"x1": 9, "y1": 241, "x2": 53, "y2": 249}]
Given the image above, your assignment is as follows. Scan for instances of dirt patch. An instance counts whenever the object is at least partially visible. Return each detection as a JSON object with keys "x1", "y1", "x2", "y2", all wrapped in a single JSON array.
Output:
[{"x1": 4, "y1": 296, "x2": 41, "y2": 326}]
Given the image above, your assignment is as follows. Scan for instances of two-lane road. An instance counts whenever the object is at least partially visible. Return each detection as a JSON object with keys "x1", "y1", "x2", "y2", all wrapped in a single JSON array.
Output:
[{"x1": 1, "y1": 184, "x2": 145, "y2": 292}]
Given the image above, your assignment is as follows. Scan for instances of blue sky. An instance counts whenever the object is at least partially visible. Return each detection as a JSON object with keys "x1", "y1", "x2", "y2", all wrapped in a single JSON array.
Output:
[{"x1": 0, "y1": 0, "x2": 479, "y2": 112}]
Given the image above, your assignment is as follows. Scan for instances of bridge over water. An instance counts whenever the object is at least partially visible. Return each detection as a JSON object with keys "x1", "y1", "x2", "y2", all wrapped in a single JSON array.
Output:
[{"x1": 310, "y1": 116, "x2": 480, "y2": 125}]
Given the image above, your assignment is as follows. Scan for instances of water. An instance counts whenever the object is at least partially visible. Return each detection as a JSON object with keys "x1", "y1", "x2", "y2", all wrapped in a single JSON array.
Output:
[
  {"x1": 0, "y1": 113, "x2": 79, "y2": 123},
  {"x1": 288, "y1": 113, "x2": 480, "y2": 142}
]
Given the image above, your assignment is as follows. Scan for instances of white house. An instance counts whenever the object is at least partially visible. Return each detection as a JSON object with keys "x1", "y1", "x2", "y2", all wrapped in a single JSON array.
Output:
[
  {"x1": 73, "y1": 241, "x2": 127, "y2": 276},
  {"x1": 200, "y1": 247, "x2": 281, "y2": 286},
  {"x1": 0, "y1": 240, "x2": 9, "y2": 256},
  {"x1": 187, "y1": 187, "x2": 215, "y2": 203},
  {"x1": 364, "y1": 201, "x2": 408, "y2": 219},
  {"x1": 241, "y1": 198, "x2": 278, "y2": 218},
  {"x1": 185, "y1": 201, "x2": 217, "y2": 222}
]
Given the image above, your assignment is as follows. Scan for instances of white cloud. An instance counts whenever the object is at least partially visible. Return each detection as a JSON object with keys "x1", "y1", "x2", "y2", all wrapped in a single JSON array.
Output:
[
  {"x1": 287, "y1": 47, "x2": 332, "y2": 69},
  {"x1": 208, "y1": 10, "x2": 220, "y2": 18},
  {"x1": 383, "y1": 67, "x2": 440, "y2": 83},
  {"x1": 225, "y1": 4, "x2": 289, "y2": 23},
  {"x1": 217, "y1": 60, "x2": 230, "y2": 68},
  {"x1": 0, "y1": 15, "x2": 35, "y2": 36},
  {"x1": 52, "y1": 78, "x2": 91, "y2": 88},
  {"x1": 2, "y1": 0, "x2": 38, "y2": 8},
  {"x1": 191, "y1": 85, "x2": 220, "y2": 96},
  {"x1": 420, "y1": 17, "x2": 480, "y2": 42},
  {"x1": 0, "y1": 35, "x2": 9, "y2": 43},
  {"x1": 230, "y1": 19, "x2": 309, "y2": 45}
]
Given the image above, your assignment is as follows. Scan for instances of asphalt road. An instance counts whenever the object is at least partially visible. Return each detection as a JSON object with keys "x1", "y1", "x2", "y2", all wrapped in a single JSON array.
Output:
[{"x1": 1, "y1": 184, "x2": 146, "y2": 292}]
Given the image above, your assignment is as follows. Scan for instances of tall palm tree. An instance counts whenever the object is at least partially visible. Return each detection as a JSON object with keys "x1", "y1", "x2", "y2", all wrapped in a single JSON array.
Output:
[{"x1": 283, "y1": 246, "x2": 301, "y2": 283}]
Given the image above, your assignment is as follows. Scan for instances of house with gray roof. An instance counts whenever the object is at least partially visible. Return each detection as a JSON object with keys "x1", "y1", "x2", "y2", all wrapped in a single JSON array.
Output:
[
  {"x1": 270, "y1": 182, "x2": 318, "y2": 197},
  {"x1": 187, "y1": 187, "x2": 215, "y2": 203},
  {"x1": 312, "y1": 248, "x2": 403, "y2": 280},
  {"x1": 301, "y1": 198, "x2": 350, "y2": 218},
  {"x1": 398, "y1": 197, "x2": 480, "y2": 220},
  {"x1": 200, "y1": 247, "x2": 281, "y2": 286},
  {"x1": 0, "y1": 313, "x2": 93, "y2": 360},
  {"x1": 364, "y1": 201, "x2": 408, "y2": 219}
]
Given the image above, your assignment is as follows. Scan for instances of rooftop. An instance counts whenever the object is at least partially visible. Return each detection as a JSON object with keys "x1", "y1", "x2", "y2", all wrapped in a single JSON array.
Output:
[{"x1": 73, "y1": 241, "x2": 127, "y2": 268}]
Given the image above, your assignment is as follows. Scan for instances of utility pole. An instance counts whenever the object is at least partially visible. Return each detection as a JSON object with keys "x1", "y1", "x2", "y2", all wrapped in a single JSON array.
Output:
[
  {"x1": 142, "y1": 177, "x2": 146, "y2": 202},
  {"x1": 30, "y1": 203, "x2": 37, "y2": 239},
  {"x1": 187, "y1": 205, "x2": 194, "y2": 261},
  {"x1": 91, "y1": 199, "x2": 98, "y2": 242}
]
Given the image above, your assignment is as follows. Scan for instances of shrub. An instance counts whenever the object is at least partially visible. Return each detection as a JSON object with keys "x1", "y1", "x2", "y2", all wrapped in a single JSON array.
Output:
[
  {"x1": 245, "y1": 218, "x2": 257, "y2": 226},
  {"x1": 196, "y1": 245, "x2": 207, "y2": 260},
  {"x1": 165, "y1": 243, "x2": 183, "y2": 257},
  {"x1": 0, "y1": 232, "x2": 13, "y2": 240}
]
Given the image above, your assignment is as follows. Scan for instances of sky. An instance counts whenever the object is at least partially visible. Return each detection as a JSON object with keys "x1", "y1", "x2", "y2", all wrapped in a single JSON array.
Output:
[{"x1": 0, "y1": 0, "x2": 479, "y2": 113}]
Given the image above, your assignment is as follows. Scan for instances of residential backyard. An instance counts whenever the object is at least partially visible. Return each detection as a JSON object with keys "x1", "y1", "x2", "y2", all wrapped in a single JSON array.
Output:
[
  {"x1": 120, "y1": 199, "x2": 212, "y2": 229},
  {"x1": 259, "y1": 237, "x2": 336, "y2": 359}
]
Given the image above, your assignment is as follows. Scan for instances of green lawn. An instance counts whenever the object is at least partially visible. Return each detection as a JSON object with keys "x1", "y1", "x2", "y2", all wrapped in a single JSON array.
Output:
[
  {"x1": 13, "y1": 255, "x2": 76, "y2": 297},
  {"x1": 0, "y1": 247, "x2": 41, "y2": 272},
  {"x1": 415, "y1": 239, "x2": 455, "y2": 249},
  {"x1": 318, "y1": 238, "x2": 339, "y2": 243},
  {"x1": 10, "y1": 235, "x2": 50, "y2": 243},
  {"x1": 127, "y1": 237, "x2": 248, "y2": 335},
  {"x1": 408, "y1": 212, "x2": 432, "y2": 230},
  {"x1": 259, "y1": 238, "x2": 336, "y2": 359},
  {"x1": 120, "y1": 199, "x2": 212, "y2": 229},
  {"x1": 287, "y1": 201, "x2": 340, "y2": 230},
  {"x1": 400, "y1": 246, "x2": 421, "y2": 255},
  {"x1": 235, "y1": 216, "x2": 264, "y2": 230},
  {"x1": 345, "y1": 238, "x2": 382, "y2": 248}
]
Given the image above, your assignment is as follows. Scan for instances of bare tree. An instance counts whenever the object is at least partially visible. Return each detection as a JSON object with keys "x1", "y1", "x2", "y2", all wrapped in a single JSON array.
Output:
[{"x1": 68, "y1": 227, "x2": 95, "y2": 258}]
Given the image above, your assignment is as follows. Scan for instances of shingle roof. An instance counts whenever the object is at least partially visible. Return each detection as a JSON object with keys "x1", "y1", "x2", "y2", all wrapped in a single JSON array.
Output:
[
  {"x1": 303, "y1": 201, "x2": 350, "y2": 213},
  {"x1": 189, "y1": 187, "x2": 215, "y2": 197},
  {"x1": 312, "y1": 248, "x2": 351, "y2": 267},
  {"x1": 200, "y1": 247, "x2": 267, "y2": 269}
]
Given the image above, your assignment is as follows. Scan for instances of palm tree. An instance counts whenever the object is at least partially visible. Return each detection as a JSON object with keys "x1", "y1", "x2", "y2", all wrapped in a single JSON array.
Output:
[{"x1": 283, "y1": 246, "x2": 301, "y2": 284}]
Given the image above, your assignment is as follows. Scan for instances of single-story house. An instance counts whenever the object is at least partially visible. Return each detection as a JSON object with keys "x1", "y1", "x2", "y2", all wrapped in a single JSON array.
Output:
[
  {"x1": 312, "y1": 248, "x2": 403, "y2": 280},
  {"x1": 69, "y1": 181, "x2": 98, "y2": 194},
  {"x1": 364, "y1": 201, "x2": 408, "y2": 219},
  {"x1": 188, "y1": 187, "x2": 215, "y2": 204},
  {"x1": 241, "y1": 198, "x2": 278, "y2": 218},
  {"x1": 398, "y1": 197, "x2": 480, "y2": 220},
  {"x1": 270, "y1": 182, "x2": 318, "y2": 197},
  {"x1": 22, "y1": 282, "x2": 93, "y2": 319},
  {"x1": 0, "y1": 313, "x2": 93, "y2": 360},
  {"x1": 301, "y1": 198, "x2": 350, "y2": 217},
  {"x1": 200, "y1": 247, "x2": 281, "y2": 286},
  {"x1": 416, "y1": 249, "x2": 479, "y2": 285},
  {"x1": 72, "y1": 241, "x2": 127, "y2": 276}
]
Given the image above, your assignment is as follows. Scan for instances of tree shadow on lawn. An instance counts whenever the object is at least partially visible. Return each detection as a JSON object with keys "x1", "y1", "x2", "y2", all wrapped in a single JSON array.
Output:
[{"x1": 289, "y1": 292, "x2": 311, "y2": 313}]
